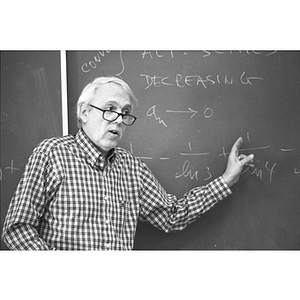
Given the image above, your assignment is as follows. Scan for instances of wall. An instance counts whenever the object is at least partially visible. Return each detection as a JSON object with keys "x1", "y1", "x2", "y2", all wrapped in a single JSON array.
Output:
[{"x1": 0, "y1": 51, "x2": 62, "y2": 250}]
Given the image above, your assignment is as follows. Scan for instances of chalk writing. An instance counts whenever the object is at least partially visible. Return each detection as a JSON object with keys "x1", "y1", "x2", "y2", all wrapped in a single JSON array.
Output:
[
  {"x1": 247, "y1": 133, "x2": 250, "y2": 142},
  {"x1": 129, "y1": 143, "x2": 152, "y2": 160},
  {"x1": 146, "y1": 105, "x2": 167, "y2": 127},
  {"x1": 80, "y1": 50, "x2": 277, "y2": 76},
  {"x1": 246, "y1": 166, "x2": 263, "y2": 180},
  {"x1": 204, "y1": 167, "x2": 213, "y2": 181},
  {"x1": 128, "y1": 133, "x2": 299, "y2": 182},
  {"x1": 140, "y1": 72, "x2": 263, "y2": 89},
  {"x1": 175, "y1": 160, "x2": 199, "y2": 181},
  {"x1": 0, "y1": 160, "x2": 21, "y2": 181},
  {"x1": 5, "y1": 160, "x2": 20, "y2": 174},
  {"x1": 220, "y1": 147, "x2": 228, "y2": 158},
  {"x1": 115, "y1": 50, "x2": 125, "y2": 77},
  {"x1": 180, "y1": 142, "x2": 209, "y2": 156},
  {"x1": 166, "y1": 107, "x2": 198, "y2": 118},
  {"x1": 204, "y1": 107, "x2": 214, "y2": 118},
  {"x1": 140, "y1": 50, "x2": 277, "y2": 59},
  {"x1": 81, "y1": 50, "x2": 112, "y2": 73},
  {"x1": 140, "y1": 74, "x2": 173, "y2": 89},
  {"x1": 127, "y1": 139, "x2": 300, "y2": 183},
  {"x1": 265, "y1": 162, "x2": 277, "y2": 183},
  {"x1": 202, "y1": 50, "x2": 277, "y2": 57},
  {"x1": 243, "y1": 161, "x2": 277, "y2": 183},
  {"x1": 180, "y1": 152, "x2": 210, "y2": 156},
  {"x1": 138, "y1": 157, "x2": 152, "y2": 160},
  {"x1": 219, "y1": 145, "x2": 271, "y2": 157},
  {"x1": 166, "y1": 107, "x2": 214, "y2": 120},
  {"x1": 142, "y1": 50, "x2": 174, "y2": 59},
  {"x1": 240, "y1": 71, "x2": 264, "y2": 85}
]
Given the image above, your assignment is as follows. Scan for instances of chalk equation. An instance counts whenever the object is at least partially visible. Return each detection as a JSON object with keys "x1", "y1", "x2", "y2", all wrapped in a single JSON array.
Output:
[
  {"x1": 146, "y1": 105, "x2": 214, "y2": 128},
  {"x1": 129, "y1": 138, "x2": 300, "y2": 184},
  {"x1": 1, "y1": 146, "x2": 299, "y2": 185}
]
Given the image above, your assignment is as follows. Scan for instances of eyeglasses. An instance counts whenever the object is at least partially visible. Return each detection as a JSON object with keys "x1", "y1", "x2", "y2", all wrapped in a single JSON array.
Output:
[{"x1": 89, "y1": 104, "x2": 137, "y2": 126}]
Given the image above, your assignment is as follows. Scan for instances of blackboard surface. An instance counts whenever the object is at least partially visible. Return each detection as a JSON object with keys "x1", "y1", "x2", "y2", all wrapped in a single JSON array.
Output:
[
  {"x1": 67, "y1": 50, "x2": 300, "y2": 250},
  {"x1": 0, "y1": 51, "x2": 62, "y2": 250}
]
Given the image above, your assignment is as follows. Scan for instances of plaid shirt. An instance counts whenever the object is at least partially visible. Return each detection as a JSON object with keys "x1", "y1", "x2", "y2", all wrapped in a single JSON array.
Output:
[{"x1": 2, "y1": 129, "x2": 232, "y2": 250}]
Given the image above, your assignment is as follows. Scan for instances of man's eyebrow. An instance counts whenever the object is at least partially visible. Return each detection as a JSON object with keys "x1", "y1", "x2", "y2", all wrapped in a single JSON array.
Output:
[
  {"x1": 103, "y1": 100, "x2": 132, "y2": 110},
  {"x1": 103, "y1": 100, "x2": 119, "y2": 106}
]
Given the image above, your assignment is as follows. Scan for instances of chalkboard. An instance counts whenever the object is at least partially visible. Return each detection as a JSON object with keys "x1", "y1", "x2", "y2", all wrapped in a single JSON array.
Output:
[
  {"x1": 0, "y1": 51, "x2": 62, "y2": 250},
  {"x1": 66, "y1": 50, "x2": 300, "y2": 250}
]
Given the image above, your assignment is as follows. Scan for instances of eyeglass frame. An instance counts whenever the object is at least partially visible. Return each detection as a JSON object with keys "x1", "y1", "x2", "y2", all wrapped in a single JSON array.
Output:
[{"x1": 89, "y1": 104, "x2": 137, "y2": 126}]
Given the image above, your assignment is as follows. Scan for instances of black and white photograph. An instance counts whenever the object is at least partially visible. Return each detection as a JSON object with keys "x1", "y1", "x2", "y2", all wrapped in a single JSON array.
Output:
[{"x1": 1, "y1": 1, "x2": 299, "y2": 299}]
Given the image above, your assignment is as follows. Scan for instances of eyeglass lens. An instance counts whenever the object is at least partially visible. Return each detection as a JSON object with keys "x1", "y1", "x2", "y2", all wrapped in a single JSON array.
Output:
[{"x1": 103, "y1": 110, "x2": 135, "y2": 125}]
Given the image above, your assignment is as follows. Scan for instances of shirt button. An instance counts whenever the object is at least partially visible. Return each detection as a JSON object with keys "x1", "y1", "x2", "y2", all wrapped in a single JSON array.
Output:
[{"x1": 105, "y1": 218, "x2": 109, "y2": 224}]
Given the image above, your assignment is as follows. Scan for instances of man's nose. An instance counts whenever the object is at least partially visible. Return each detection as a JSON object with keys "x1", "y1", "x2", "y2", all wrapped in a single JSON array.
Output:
[{"x1": 113, "y1": 114, "x2": 123, "y2": 124}]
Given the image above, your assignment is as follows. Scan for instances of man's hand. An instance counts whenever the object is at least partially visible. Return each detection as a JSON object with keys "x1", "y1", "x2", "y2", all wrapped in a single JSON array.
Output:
[{"x1": 222, "y1": 137, "x2": 254, "y2": 188}]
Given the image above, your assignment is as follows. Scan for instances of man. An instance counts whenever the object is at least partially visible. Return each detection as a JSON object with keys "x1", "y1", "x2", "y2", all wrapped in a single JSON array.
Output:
[{"x1": 2, "y1": 76, "x2": 254, "y2": 250}]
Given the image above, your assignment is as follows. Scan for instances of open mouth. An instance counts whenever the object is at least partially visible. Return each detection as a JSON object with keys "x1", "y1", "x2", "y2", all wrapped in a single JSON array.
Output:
[{"x1": 108, "y1": 129, "x2": 120, "y2": 136}]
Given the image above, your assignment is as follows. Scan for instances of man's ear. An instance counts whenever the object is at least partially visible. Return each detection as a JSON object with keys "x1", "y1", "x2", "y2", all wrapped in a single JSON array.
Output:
[{"x1": 79, "y1": 103, "x2": 89, "y2": 124}]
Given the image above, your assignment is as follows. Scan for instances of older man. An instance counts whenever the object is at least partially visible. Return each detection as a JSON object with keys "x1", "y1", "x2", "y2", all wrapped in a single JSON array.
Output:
[{"x1": 2, "y1": 76, "x2": 254, "y2": 250}]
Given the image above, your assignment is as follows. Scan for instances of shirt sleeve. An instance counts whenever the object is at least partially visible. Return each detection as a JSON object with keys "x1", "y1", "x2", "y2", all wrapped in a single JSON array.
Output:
[
  {"x1": 138, "y1": 161, "x2": 232, "y2": 233},
  {"x1": 2, "y1": 144, "x2": 60, "y2": 250}
]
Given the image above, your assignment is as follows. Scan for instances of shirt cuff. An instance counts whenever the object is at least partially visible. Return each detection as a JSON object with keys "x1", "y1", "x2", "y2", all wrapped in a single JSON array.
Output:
[{"x1": 209, "y1": 176, "x2": 232, "y2": 202}]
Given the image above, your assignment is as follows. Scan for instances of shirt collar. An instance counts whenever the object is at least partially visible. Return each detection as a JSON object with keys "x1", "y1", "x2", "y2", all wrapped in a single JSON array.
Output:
[{"x1": 76, "y1": 129, "x2": 116, "y2": 168}]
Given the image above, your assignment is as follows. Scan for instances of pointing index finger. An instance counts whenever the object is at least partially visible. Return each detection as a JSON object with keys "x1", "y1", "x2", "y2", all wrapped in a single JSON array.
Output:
[{"x1": 232, "y1": 137, "x2": 243, "y2": 155}]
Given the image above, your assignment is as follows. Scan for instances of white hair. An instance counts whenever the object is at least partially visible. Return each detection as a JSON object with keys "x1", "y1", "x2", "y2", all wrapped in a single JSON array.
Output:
[{"x1": 76, "y1": 76, "x2": 138, "y2": 128}]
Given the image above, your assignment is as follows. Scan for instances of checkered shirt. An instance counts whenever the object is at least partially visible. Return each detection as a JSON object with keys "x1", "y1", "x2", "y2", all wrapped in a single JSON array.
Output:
[{"x1": 2, "y1": 129, "x2": 232, "y2": 250}]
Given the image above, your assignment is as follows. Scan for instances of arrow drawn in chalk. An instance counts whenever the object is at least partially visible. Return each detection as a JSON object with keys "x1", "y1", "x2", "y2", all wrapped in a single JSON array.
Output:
[{"x1": 166, "y1": 107, "x2": 198, "y2": 118}]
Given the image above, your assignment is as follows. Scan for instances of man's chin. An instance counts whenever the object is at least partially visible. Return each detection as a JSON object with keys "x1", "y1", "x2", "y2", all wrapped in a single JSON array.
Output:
[{"x1": 102, "y1": 141, "x2": 118, "y2": 152}]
